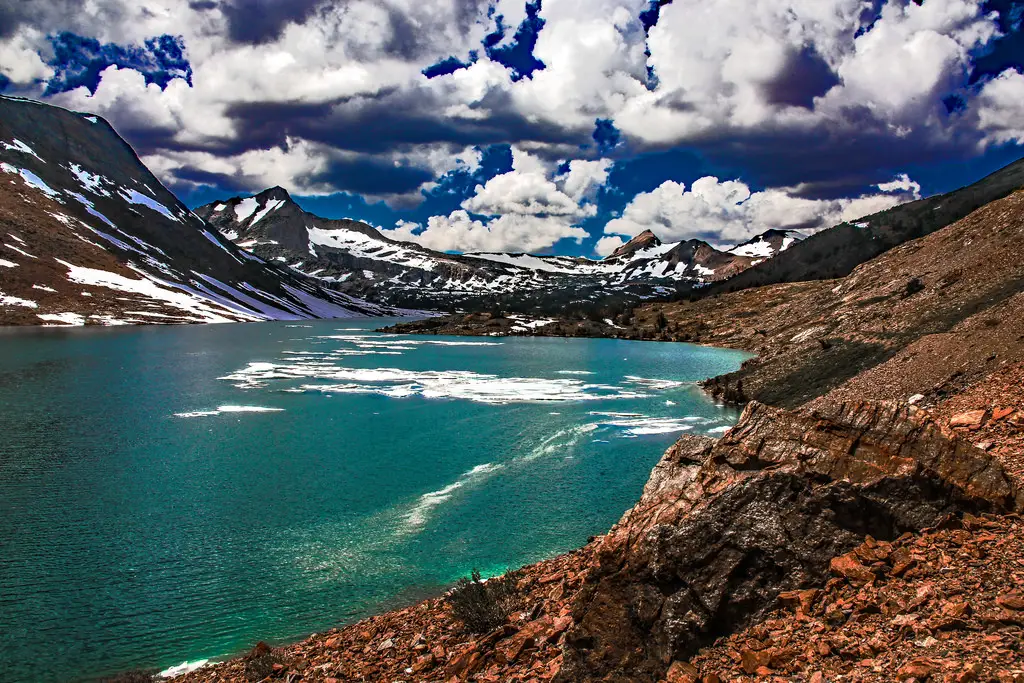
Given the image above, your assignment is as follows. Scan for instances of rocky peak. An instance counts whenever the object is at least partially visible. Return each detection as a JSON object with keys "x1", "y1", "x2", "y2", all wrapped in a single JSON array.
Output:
[
  {"x1": 257, "y1": 185, "x2": 294, "y2": 204},
  {"x1": 607, "y1": 229, "x2": 661, "y2": 260},
  {"x1": 560, "y1": 400, "x2": 1021, "y2": 681}
]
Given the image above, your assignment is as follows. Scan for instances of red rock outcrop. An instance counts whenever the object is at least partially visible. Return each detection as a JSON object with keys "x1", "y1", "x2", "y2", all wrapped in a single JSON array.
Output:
[{"x1": 558, "y1": 401, "x2": 1022, "y2": 682}]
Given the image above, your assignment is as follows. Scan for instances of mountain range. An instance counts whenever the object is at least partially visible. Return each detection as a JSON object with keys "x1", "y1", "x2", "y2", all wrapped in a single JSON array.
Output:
[
  {"x1": 2, "y1": 93, "x2": 1022, "y2": 327},
  {"x1": 195, "y1": 188, "x2": 800, "y2": 313}
]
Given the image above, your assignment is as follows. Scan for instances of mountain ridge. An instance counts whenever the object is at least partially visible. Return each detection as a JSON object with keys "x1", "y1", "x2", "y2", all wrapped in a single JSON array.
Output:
[
  {"x1": 196, "y1": 188, "x2": 801, "y2": 313},
  {"x1": 0, "y1": 96, "x2": 401, "y2": 325}
]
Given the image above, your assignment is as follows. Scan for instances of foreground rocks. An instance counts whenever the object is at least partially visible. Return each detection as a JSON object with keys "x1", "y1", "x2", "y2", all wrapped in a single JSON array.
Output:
[
  {"x1": 558, "y1": 401, "x2": 1022, "y2": 682},
  {"x1": 176, "y1": 548, "x2": 589, "y2": 683},
  {"x1": 173, "y1": 399, "x2": 1022, "y2": 683},
  {"x1": 689, "y1": 514, "x2": 1024, "y2": 682}
]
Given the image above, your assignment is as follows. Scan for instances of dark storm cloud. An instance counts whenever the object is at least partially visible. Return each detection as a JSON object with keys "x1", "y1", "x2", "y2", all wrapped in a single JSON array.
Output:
[
  {"x1": 169, "y1": 166, "x2": 250, "y2": 192},
  {"x1": 761, "y1": 47, "x2": 840, "y2": 109},
  {"x1": 693, "y1": 109, "x2": 970, "y2": 198},
  {"x1": 0, "y1": 0, "x2": 127, "y2": 39},
  {"x1": 219, "y1": 0, "x2": 326, "y2": 44},
  {"x1": 222, "y1": 88, "x2": 581, "y2": 158},
  {"x1": 305, "y1": 156, "x2": 435, "y2": 195}
]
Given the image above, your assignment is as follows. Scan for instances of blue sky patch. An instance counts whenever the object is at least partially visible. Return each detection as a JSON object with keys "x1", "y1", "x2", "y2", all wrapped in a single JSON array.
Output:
[
  {"x1": 592, "y1": 119, "x2": 622, "y2": 155},
  {"x1": 44, "y1": 32, "x2": 193, "y2": 96},
  {"x1": 485, "y1": 1, "x2": 547, "y2": 82}
]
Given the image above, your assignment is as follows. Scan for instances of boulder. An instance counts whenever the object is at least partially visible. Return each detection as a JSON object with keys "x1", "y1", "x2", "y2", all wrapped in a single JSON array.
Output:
[{"x1": 558, "y1": 401, "x2": 1021, "y2": 682}]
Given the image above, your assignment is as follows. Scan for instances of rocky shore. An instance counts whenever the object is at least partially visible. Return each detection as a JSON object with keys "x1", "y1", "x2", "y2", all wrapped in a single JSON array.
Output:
[{"x1": 171, "y1": 386, "x2": 1024, "y2": 682}]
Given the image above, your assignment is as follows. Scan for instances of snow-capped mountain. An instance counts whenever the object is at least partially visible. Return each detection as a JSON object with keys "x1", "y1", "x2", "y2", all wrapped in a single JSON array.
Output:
[
  {"x1": 728, "y1": 229, "x2": 802, "y2": 260},
  {"x1": 198, "y1": 190, "x2": 790, "y2": 312},
  {"x1": 0, "y1": 96, "x2": 399, "y2": 326}
]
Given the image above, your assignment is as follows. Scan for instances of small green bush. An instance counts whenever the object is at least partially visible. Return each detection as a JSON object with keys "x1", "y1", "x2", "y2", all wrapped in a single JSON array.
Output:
[{"x1": 448, "y1": 569, "x2": 524, "y2": 634}]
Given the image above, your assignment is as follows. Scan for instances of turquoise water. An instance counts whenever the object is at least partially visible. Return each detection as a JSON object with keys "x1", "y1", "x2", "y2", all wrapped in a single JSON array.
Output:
[{"x1": 0, "y1": 319, "x2": 749, "y2": 682}]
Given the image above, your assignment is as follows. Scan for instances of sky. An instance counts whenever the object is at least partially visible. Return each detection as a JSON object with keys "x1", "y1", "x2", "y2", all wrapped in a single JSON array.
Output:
[{"x1": 2, "y1": 0, "x2": 1024, "y2": 257}]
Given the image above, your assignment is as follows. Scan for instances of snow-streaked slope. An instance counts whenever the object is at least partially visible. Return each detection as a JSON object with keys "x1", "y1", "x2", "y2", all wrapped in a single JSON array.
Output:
[
  {"x1": 728, "y1": 229, "x2": 803, "y2": 259},
  {"x1": 0, "y1": 96, "x2": 403, "y2": 326},
  {"x1": 199, "y1": 189, "x2": 791, "y2": 313}
]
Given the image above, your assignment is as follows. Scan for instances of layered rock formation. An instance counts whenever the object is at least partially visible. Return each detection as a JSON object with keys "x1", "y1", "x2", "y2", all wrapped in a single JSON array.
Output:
[{"x1": 558, "y1": 400, "x2": 1021, "y2": 681}]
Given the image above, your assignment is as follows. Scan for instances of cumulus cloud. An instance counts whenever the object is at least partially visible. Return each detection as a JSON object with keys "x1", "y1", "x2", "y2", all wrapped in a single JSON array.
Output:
[
  {"x1": 381, "y1": 145, "x2": 595, "y2": 252},
  {"x1": 557, "y1": 158, "x2": 613, "y2": 202},
  {"x1": 383, "y1": 210, "x2": 588, "y2": 253},
  {"x1": 604, "y1": 175, "x2": 922, "y2": 245},
  {"x1": 975, "y1": 69, "x2": 1024, "y2": 145},
  {"x1": 2, "y1": 0, "x2": 1023, "y2": 254},
  {"x1": 594, "y1": 235, "x2": 626, "y2": 257}
]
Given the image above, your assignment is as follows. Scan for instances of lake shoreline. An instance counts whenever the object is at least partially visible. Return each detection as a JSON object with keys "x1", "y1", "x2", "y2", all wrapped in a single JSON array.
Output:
[{"x1": 2, "y1": 318, "x2": 749, "y2": 682}]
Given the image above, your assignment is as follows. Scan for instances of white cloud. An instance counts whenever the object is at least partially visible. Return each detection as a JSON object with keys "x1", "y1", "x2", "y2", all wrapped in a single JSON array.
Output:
[
  {"x1": 877, "y1": 173, "x2": 922, "y2": 195},
  {"x1": 618, "y1": 0, "x2": 1003, "y2": 143},
  {"x1": 382, "y1": 146, "x2": 602, "y2": 253},
  {"x1": 557, "y1": 158, "x2": 613, "y2": 203},
  {"x1": 594, "y1": 235, "x2": 626, "y2": 257},
  {"x1": 2, "y1": 0, "x2": 1021, "y2": 257},
  {"x1": 0, "y1": 28, "x2": 52, "y2": 83},
  {"x1": 461, "y1": 147, "x2": 597, "y2": 219},
  {"x1": 382, "y1": 210, "x2": 587, "y2": 253},
  {"x1": 604, "y1": 175, "x2": 921, "y2": 245},
  {"x1": 975, "y1": 69, "x2": 1024, "y2": 145}
]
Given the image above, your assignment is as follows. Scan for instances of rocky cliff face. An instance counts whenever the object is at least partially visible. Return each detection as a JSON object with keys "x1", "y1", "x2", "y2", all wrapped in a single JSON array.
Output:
[
  {"x1": 558, "y1": 400, "x2": 1021, "y2": 682},
  {"x1": 623, "y1": 188, "x2": 1024, "y2": 409}
]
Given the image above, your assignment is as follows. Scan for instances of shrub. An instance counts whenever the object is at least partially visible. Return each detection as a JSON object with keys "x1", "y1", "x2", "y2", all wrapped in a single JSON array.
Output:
[
  {"x1": 244, "y1": 642, "x2": 285, "y2": 681},
  {"x1": 447, "y1": 569, "x2": 524, "y2": 634},
  {"x1": 903, "y1": 277, "x2": 925, "y2": 298}
]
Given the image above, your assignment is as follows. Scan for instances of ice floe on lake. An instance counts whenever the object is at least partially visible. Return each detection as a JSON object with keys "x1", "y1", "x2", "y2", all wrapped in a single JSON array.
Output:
[
  {"x1": 624, "y1": 376, "x2": 688, "y2": 390},
  {"x1": 222, "y1": 361, "x2": 648, "y2": 404},
  {"x1": 174, "y1": 405, "x2": 285, "y2": 418}
]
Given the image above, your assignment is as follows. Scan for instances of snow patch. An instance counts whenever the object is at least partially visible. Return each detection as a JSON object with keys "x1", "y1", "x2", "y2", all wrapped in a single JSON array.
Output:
[
  {"x1": 2, "y1": 139, "x2": 42, "y2": 160},
  {"x1": 119, "y1": 188, "x2": 179, "y2": 221},
  {"x1": 58, "y1": 260, "x2": 247, "y2": 323},
  {"x1": 250, "y1": 199, "x2": 284, "y2": 226},
  {"x1": 0, "y1": 292, "x2": 38, "y2": 308},
  {"x1": 38, "y1": 312, "x2": 85, "y2": 325},
  {"x1": 68, "y1": 164, "x2": 111, "y2": 196},
  {"x1": 4, "y1": 242, "x2": 36, "y2": 258},
  {"x1": 1, "y1": 163, "x2": 60, "y2": 197},
  {"x1": 234, "y1": 197, "x2": 259, "y2": 222}
]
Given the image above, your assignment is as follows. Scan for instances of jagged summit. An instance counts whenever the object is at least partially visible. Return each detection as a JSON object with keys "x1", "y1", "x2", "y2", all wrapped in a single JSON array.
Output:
[
  {"x1": 607, "y1": 229, "x2": 662, "y2": 260},
  {"x1": 728, "y1": 228, "x2": 803, "y2": 259}
]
